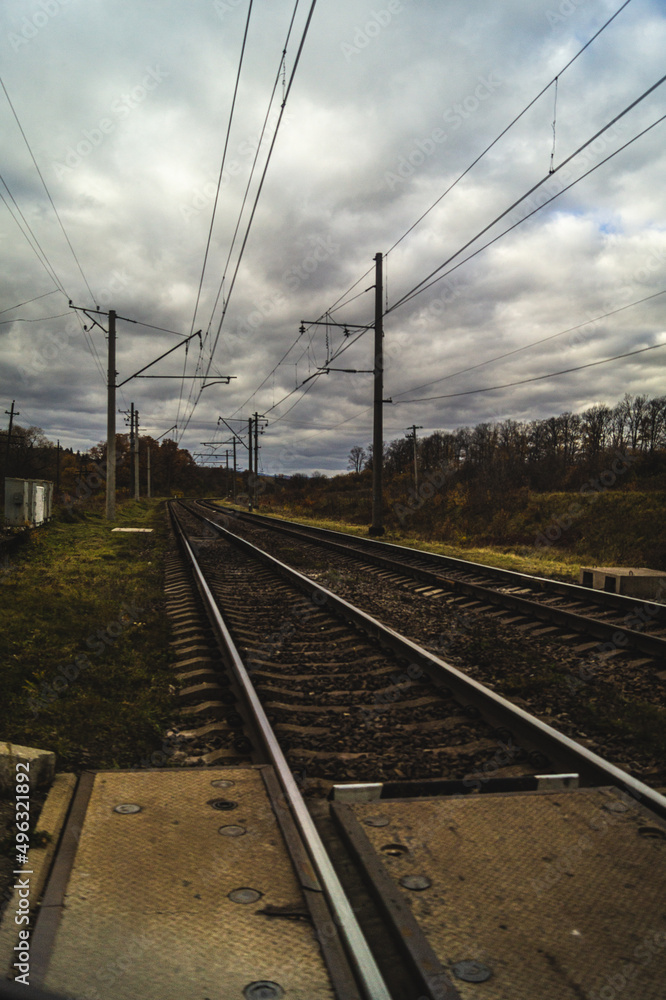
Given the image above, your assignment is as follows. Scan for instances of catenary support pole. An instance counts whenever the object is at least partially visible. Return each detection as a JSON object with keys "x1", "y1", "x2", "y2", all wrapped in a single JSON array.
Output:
[
  {"x1": 248, "y1": 416, "x2": 253, "y2": 510},
  {"x1": 106, "y1": 310, "x2": 116, "y2": 520},
  {"x1": 146, "y1": 446, "x2": 151, "y2": 498},
  {"x1": 134, "y1": 410, "x2": 140, "y2": 499},
  {"x1": 370, "y1": 252, "x2": 384, "y2": 536},
  {"x1": 408, "y1": 424, "x2": 423, "y2": 495},
  {"x1": 4, "y1": 400, "x2": 19, "y2": 472},
  {"x1": 253, "y1": 412, "x2": 260, "y2": 509},
  {"x1": 232, "y1": 438, "x2": 237, "y2": 500}
]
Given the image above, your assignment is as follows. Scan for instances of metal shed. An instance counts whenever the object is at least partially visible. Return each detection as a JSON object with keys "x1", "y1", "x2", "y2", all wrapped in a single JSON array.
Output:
[{"x1": 4, "y1": 478, "x2": 54, "y2": 527}]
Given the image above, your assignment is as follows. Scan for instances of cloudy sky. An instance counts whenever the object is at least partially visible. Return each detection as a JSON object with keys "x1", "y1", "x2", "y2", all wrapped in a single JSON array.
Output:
[{"x1": 1, "y1": 0, "x2": 665, "y2": 475}]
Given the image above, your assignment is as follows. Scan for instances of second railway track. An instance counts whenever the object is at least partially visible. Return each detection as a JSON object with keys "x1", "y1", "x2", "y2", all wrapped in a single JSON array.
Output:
[{"x1": 172, "y1": 499, "x2": 666, "y2": 811}]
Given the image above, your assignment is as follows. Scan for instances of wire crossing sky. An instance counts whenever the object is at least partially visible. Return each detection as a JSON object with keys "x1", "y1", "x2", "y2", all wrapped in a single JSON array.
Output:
[{"x1": 1, "y1": 0, "x2": 665, "y2": 474}]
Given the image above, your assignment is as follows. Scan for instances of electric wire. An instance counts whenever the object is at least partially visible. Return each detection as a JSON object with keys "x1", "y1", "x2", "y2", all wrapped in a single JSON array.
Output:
[
  {"x1": 392, "y1": 288, "x2": 666, "y2": 400},
  {"x1": 235, "y1": 1, "x2": 637, "y2": 438},
  {"x1": 0, "y1": 181, "x2": 67, "y2": 294},
  {"x1": 0, "y1": 73, "x2": 96, "y2": 303},
  {"x1": 180, "y1": 0, "x2": 304, "y2": 440},
  {"x1": 204, "y1": 1, "x2": 301, "y2": 341},
  {"x1": 0, "y1": 290, "x2": 59, "y2": 316},
  {"x1": 177, "y1": 0, "x2": 319, "y2": 444},
  {"x1": 177, "y1": 0, "x2": 255, "y2": 434},
  {"x1": 393, "y1": 340, "x2": 666, "y2": 404},
  {"x1": 384, "y1": 0, "x2": 635, "y2": 258},
  {"x1": 387, "y1": 86, "x2": 666, "y2": 315}
]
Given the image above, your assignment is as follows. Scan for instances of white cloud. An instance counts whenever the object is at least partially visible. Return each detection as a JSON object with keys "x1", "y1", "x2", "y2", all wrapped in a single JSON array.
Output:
[{"x1": 1, "y1": 0, "x2": 665, "y2": 474}]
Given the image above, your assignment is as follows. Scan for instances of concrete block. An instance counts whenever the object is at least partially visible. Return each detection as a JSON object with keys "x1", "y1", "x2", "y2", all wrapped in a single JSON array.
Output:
[{"x1": 0, "y1": 743, "x2": 55, "y2": 792}]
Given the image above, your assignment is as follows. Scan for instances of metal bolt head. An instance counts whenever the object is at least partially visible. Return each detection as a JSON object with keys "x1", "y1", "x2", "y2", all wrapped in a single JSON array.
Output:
[
  {"x1": 452, "y1": 960, "x2": 492, "y2": 983},
  {"x1": 228, "y1": 888, "x2": 262, "y2": 904},
  {"x1": 113, "y1": 803, "x2": 141, "y2": 815},
  {"x1": 210, "y1": 778, "x2": 235, "y2": 789},
  {"x1": 243, "y1": 983, "x2": 283, "y2": 1000},
  {"x1": 363, "y1": 815, "x2": 390, "y2": 827},
  {"x1": 603, "y1": 801, "x2": 629, "y2": 813},
  {"x1": 208, "y1": 798, "x2": 237, "y2": 811},
  {"x1": 218, "y1": 825, "x2": 246, "y2": 837},
  {"x1": 400, "y1": 875, "x2": 431, "y2": 891}
]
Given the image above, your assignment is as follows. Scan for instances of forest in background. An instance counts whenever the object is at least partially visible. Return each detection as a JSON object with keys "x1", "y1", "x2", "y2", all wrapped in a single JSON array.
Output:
[{"x1": 259, "y1": 393, "x2": 666, "y2": 568}]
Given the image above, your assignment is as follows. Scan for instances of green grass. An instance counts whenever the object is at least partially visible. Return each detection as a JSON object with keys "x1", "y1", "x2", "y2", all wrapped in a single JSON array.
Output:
[
  {"x1": 218, "y1": 501, "x2": 585, "y2": 582},
  {"x1": 0, "y1": 499, "x2": 175, "y2": 773}
]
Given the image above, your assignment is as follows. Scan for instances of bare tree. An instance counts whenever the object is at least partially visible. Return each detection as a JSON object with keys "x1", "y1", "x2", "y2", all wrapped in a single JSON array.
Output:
[{"x1": 347, "y1": 445, "x2": 367, "y2": 474}]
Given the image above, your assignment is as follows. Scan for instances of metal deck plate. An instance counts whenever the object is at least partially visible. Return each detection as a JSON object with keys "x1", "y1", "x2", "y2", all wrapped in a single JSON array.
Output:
[
  {"x1": 342, "y1": 787, "x2": 666, "y2": 999},
  {"x1": 37, "y1": 768, "x2": 335, "y2": 1000}
]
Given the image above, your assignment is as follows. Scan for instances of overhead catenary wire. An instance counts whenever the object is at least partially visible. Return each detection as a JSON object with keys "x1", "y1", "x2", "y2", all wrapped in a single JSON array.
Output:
[
  {"x1": 235, "y1": 1, "x2": 638, "y2": 438},
  {"x1": 392, "y1": 288, "x2": 666, "y2": 400},
  {"x1": 0, "y1": 73, "x2": 96, "y2": 304},
  {"x1": 393, "y1": 340, "x2": 666, "y2": 404},
  {"x1": 177, "y1": 0, "x2": 255, "y2": 433},
  {"x1": 384, "y1": 0, "x2": 635, "y2": 258},
  {"x1": 387, "y1": 86, "x2": 666, "y2": 315},
  {"x1": 177, "y1": 0, "x2": 319, "y2": 444},
  {"x1": 0, "y1": 289, "x2": 59, "y2": 316}
]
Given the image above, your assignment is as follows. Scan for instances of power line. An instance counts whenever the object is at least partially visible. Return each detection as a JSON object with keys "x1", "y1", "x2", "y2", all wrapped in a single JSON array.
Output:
[
  {"x1": 387, "y1": 90, "x2": 666, "y2": 315},
  {"x1": 392, "y1": 288, "x2": 666, "y2": 400},
  {"x1": 232, "y1": 1, "x2": 638, "y2": 435},
  {"x1": 177, "y1": 0, "x2": 319, "y2": 444},
  {"x1": 385, "y1": 0, "x2": 635, "y2": 258},
  {"x1": 187, "y1": 0, "x2": 254, "y2": 342},
  {"x1": 0, "y1": 290, "x2": 59, "y2": 316},
  {"x1": 0, "y1": 180, "x2": 67, "y2": 294},
  {"x1": 0, "y1": 73, "x2": 96, "y2": 303},
  {"x1": 393, "y1": 340, "x2": 666, "y2": 404}
]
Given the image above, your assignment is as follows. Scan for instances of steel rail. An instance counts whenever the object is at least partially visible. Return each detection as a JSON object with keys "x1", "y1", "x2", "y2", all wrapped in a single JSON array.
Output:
[
  {"x1": 169, "y1": 503, "x2": 394, "y2": 1000},
  {"x1": 202, "y1": 503, "x2": 666, "y2": 659},
  {"x1": 207, "y1": 502, "x2": 666, "y2": 618},
  {"x1": 186, "y1": 502, "x2": 666, "y2": 823}
]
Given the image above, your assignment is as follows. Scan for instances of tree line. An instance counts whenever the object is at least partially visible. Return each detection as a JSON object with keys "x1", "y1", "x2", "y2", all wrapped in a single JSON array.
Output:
[{"x1": 349, "y1": 393, "x2": 666, "y2": 492}]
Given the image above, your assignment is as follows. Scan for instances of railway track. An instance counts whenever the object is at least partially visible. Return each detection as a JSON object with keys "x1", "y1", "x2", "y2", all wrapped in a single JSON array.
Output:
[
  {"x1": 172, "y1": 500, "x2": 666, "y2": 807},
  {"x1": 199, "y1": 500, "x2": 666, "y2": 663},
  {"x1": 23, "y1": 500, "x2": 666, "y2": 1000},
  {"x1": 163, "y1": 499, "x2": 666, "y2": 998}
]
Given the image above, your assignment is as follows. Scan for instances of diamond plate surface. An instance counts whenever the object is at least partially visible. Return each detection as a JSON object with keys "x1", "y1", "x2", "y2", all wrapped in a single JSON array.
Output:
[
  {"x1": 43, "y1": 768, "x2": 335, "y2": 1000},
  {"x1": 350, "y1": 787, "x2": 666, "y2": 1000}
]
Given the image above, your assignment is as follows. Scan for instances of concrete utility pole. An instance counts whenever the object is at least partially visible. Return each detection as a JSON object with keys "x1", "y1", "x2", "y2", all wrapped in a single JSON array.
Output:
[
  {"x1": 106, "y1": 310, "x2": 116, "y2": 520},
  {"x1": 56, "y1": 440, "x2": 61, "y2": 494},
  {"x1": 248, "y1": 416, "x2": 254, "y2": 510},
  {"x1": 370, "y1": 252, "x2": 384, "y2": 536},
  {"x1": 146, "y1": 446, "x2": 151, "y2": 498},
  {"x1": 4, "y1": 400, "x2": 19, "y2": 472},
  {"x1": 407, "y1": 424, "x2": 423, "y2": 494},
  {"x1": 128, "y1": 403, "x2": 135, "y2": 497},
  {"x1": 232, "y1": 438, "x2": 237, "y2": 500},
  {"x1": 134, "y1": 410, "x2": 140, "y2": 500}
]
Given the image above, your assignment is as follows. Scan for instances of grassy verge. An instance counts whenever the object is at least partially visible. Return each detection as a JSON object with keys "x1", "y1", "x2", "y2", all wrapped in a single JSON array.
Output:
[
  {"x1": 219, "y1": 502, "x2": 585, "y2": 582},
  {"x1": 0, "y1": 499, "x2": 175, "y2": 773}
]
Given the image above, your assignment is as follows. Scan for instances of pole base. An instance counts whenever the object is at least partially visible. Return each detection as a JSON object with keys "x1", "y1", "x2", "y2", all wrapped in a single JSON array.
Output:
[{"x1": 368, "y1": 524, "x2": 385, "y2": 537}]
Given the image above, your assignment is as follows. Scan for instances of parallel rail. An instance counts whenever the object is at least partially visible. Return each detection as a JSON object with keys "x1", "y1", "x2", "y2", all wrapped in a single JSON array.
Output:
[
  {"x1": 179, "y1": 500, "x2": 666, "y2": 821},
  {"x1": 169, "y1": 501, "x2": 394, "y2": 1000},
  {"x1": 202, "y1": 501, "x2": 666, "y2": 661}
]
